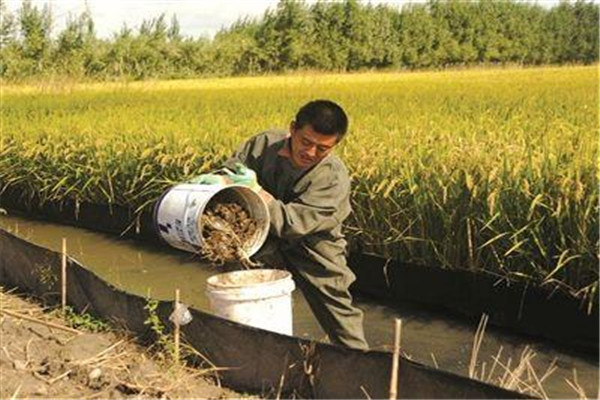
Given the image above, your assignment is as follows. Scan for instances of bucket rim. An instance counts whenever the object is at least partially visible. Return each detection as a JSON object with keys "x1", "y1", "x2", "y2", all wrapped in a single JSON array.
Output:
[
  {"x1": 206, "y1": 269, "x2": 292, "y2": 289},
  {"x1": 196, "y1": 183, "x2": 269, "y2": 234}
]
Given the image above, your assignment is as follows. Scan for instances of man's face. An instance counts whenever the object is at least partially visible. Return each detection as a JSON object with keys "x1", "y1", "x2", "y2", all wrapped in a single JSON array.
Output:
[{"x1": 289, "y1": 122, "x2": 339, "y2": 169}]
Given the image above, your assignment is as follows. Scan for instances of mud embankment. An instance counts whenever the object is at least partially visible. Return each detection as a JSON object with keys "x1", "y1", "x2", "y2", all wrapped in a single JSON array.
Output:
[{"x1": 0, "y1": 289, "x2": 249, "y2": 399}]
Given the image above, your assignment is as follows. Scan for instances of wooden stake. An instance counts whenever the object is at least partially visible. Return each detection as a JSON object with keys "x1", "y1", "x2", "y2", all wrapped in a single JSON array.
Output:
[
  {"x1": 61, "y1": 238, "x2": 67, "y2": 313},
  {"x1": 174, "y1": 289, "x2": 181, "y2": 365},
  {"x1": 389, "y1": 318, "x2": 402, "y2": 400},
  {"x1": 0, "y1": 309, "x2": 82, "y2": 335}
]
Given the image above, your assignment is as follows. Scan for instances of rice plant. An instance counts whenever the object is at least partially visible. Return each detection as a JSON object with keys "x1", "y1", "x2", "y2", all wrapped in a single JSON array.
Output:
[{"x1": 1, "y1": 66, "x2": 597, "y2": 307}]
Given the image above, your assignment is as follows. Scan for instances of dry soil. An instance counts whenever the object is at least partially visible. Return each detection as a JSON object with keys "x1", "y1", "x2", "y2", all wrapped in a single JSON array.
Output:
[{"x1": 0, "y1": 288, "x2": 252, "y2": 399}]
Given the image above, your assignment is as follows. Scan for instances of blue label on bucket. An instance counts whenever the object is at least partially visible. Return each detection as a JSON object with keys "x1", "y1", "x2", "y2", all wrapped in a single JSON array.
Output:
[
  {"x1": 174, "y1": 219, "x2": 186, "y2": 242},
  {"x1": 185, "y1": 197, "x2": 199, "y2": 245},
  {"x1": 158, "y1": 223, "x2": 170, "y2": 234},
  {"x1": 186, "y1": 214, "x2": 198, "y2": 244}
]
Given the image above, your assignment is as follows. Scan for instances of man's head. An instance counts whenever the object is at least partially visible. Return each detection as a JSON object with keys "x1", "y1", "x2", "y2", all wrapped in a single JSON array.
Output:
[{"x1": 289, "y1": 100, "x2": 348, "y2": 169}]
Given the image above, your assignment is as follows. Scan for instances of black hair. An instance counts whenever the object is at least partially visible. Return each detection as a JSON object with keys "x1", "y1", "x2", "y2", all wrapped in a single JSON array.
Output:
[{"x1": 294, "y1": 99, "x2": 349, "y2": 141}]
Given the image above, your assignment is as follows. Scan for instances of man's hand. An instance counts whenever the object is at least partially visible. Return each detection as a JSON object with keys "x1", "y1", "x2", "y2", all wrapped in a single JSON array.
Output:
[
  {"x1": 186, "y1": 164, "x2": 248, "y2": 186},
  {"x1": 227, "y1": 163, "x2": 261, "y2": 192},
  {"x1": 187, "y1": 163, "x2": 274, "y2": 204},
  {"x1": 186, "y1": 173, "x2": 229, "y2": 185},
  {"x1": 228, "y1": 163, "x2": 274, "y2": 204}
]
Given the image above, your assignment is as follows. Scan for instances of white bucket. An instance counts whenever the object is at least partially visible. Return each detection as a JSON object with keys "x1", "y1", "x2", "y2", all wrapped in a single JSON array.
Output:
[
  {"x1": 154, "y1": 183, "x2": 270, "y2": 257},
  {"x1": 206, "y1": 269, "x2": 295, "y2": 335}
]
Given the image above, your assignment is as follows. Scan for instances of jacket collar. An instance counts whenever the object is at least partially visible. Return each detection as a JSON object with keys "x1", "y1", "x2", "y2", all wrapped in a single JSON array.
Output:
[{"x1": 277, "y1": 133, "x2": 292, "y2": 158}]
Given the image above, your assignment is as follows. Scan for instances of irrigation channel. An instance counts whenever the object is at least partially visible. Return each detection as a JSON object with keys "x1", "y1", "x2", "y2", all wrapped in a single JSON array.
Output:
[{"x1": 1, "y1": 213, "x2": 597, "y2": 399}]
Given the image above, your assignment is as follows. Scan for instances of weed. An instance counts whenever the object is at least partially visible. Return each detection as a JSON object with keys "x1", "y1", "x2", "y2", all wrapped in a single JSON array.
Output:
[
  {"x1": 143, "y1": 297, "x2": 175, "y2": 362},
  {"x1": 61, "y1": 305, "x2": 109, "y2": 332}
]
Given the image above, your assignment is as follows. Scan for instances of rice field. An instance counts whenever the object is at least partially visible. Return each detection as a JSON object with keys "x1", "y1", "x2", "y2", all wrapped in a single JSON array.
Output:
[{"x1": 1, "y1": 66, "x2": 598, "y2": 305}]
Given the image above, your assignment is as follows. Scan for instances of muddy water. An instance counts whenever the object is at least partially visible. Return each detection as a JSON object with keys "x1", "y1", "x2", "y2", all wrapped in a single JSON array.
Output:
[{"x1": 1, "y1": 214, "x2": 597, "y2": 399}]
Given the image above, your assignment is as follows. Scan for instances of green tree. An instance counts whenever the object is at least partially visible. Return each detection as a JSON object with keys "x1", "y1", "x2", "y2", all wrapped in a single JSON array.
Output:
[
  {"x1": 18, "y1": 0, "x2": 52, "y2": 74},
  {"x1": 55, "y1": 8, "x2": 97, "y2": 77},
  {"x1": 212, "y1": 21, "x2": 262, "y2": 76},
  {"x1": 267, "y1": 0, "x2": 315, "y2": 70},
  {"x1": 343, "y1": 0, "x2": 370, "y2": 70},
  {"x1": 371, "y1": 5, "x2": 402, "y2": 68},
  {"x1": 399, "y1": 3, "x2": 436, "y2": 68},
  {"x1": 1, "y1": 0, "x2": 598, "y2": 81},
  {"x1": 0, "y1": 0, "x2": 20, "y2": 78},
  {"x1": 430, "y1": 1, "x2": 476, "y2": 65},
  {"x1": 569, "y1": 1, "x2": 599, "y2": 63},
  {"x1": 103, "y1": 24, "x2": 133, "y2": 78},
  {"x1": 168, "y1": 14, "x2": 181, "y2": 42},
  {"x1": 0, "y1": 0, "x2": 16, "y2": 48},
  {"x1": 310, "y1": 1, "x2": 348, "y2": 70}
]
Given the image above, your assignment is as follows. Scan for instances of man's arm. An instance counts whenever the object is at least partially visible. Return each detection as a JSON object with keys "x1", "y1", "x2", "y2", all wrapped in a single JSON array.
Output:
[{"x1": 222, "y1": 135, "x2": 262, "y2": 172}]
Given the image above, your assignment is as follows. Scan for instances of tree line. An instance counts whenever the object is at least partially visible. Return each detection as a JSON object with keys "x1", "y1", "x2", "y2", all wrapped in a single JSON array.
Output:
[{"x1": 0, "y1": 0, "x2": 598, "y2": 81}]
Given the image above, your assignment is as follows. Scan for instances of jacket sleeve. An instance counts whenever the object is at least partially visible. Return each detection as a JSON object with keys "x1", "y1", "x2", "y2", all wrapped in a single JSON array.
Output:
[
  {"x1": 223, "y1": 138, "x2": 255, "y2": 170},
  {"x1": 223, "y1": 134, "x2": 270, "y2": 173},
  {"x1": 267, "y1": 163, "x2": 351, "y2": 240}
]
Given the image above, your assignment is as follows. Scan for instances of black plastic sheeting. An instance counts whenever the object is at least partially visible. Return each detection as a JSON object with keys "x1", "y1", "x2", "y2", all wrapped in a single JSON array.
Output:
[
  {"x1": 1, "y1": 191, "x2": 597, "y2": 354},
  {"x1": 0, "y1": 228, "x2": 532, "y2": 399},
  {"x1": 349, "y1": 253, "x2": 599, "y2": 355}
]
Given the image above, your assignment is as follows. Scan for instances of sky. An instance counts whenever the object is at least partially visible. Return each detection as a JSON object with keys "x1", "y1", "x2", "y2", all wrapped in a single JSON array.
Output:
[{"x1": 4, "y1": 0, "x2": 576, "y2": 40}]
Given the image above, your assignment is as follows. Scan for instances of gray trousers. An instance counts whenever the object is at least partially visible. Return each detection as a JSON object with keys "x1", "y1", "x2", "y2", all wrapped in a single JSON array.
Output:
[{"x1": 255, "y1": 236, "x2": 368, "y2": 350}]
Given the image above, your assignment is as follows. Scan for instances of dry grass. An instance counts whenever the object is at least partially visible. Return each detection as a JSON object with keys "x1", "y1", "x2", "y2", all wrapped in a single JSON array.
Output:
[
  {"x1": 465, "y1": 313, "x2": 597, "y2": 400},
  {"x1": 0, "y1": 287, "x2": 245, "y2": 399},
  {"x1": 564, "y1": 369, "x2": 593, "y2": 400}
]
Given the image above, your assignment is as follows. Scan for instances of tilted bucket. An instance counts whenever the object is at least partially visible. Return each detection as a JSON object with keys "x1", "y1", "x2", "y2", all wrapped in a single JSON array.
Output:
[
  {"x1": 154, "y1": 183, "x2": 270, "y2": 257},
  {"x1": 206, "y1": 269, "x2": 295, "y2": 335}
]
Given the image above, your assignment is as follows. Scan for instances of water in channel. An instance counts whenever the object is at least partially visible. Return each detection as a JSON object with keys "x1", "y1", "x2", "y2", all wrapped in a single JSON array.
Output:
[{"x1": 0, "y1": 213, "x2": 597, "y2": 399}]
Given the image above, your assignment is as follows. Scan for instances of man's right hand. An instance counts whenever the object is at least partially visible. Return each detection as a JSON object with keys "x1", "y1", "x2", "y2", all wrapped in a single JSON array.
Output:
[
  {"x1": 187, "y1": 165, "x2": 273, "y2": 205},
  {"x1": 227, "y1": 163, "x2": 261, "y2": 192}
]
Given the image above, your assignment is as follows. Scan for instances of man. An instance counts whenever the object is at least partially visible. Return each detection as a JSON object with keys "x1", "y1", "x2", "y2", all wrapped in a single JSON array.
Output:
[{"x1": 202, "y1": 100, "x2": 368, "y2": 350}]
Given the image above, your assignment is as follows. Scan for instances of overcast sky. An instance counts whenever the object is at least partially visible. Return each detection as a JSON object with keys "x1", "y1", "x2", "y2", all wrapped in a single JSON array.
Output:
[{"x1": 5, "y1": 0, "x2": 575, "y2": 40}]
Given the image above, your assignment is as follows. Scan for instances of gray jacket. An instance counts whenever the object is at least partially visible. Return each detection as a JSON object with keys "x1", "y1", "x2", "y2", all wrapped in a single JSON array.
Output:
[{"x1": 224, "y1": 130, "x2": 351, "y2": 253}]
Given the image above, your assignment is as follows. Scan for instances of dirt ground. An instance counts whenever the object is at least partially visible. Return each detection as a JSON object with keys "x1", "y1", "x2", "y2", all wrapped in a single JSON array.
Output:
[{"x1": 0, "y1": 288, "x2": 252, "y2": 399}]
